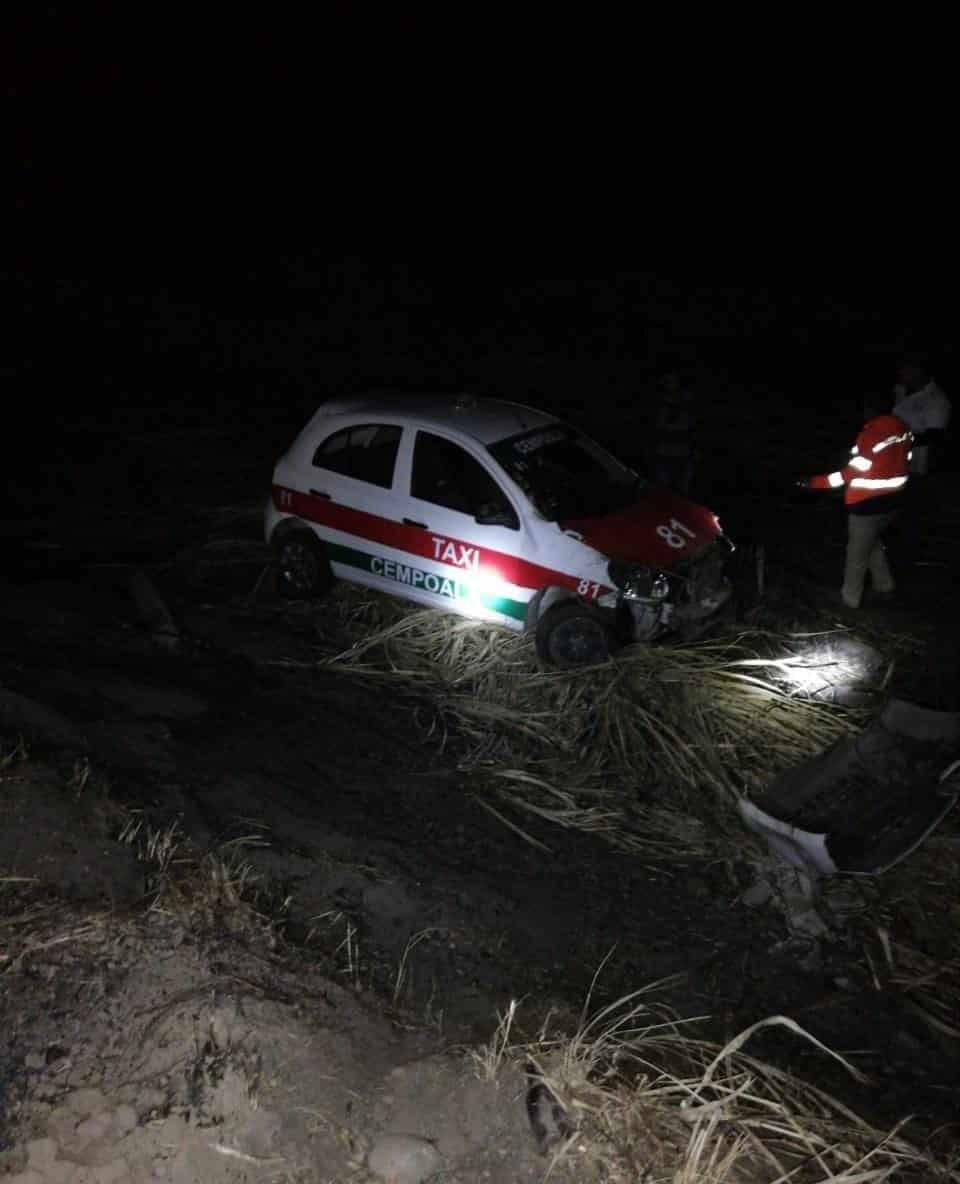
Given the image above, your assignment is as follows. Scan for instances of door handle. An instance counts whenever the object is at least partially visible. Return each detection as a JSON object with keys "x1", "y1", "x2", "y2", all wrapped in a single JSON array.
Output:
[
  {"x1": 309, "y1": 489, "x2": 331, "y2": 500},
  {"x1": 403, "y1": 517, "x2": 428, "y2": 529}
]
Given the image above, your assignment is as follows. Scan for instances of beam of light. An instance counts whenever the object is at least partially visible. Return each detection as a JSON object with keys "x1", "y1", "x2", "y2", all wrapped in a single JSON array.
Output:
[
  {"x1": 457, "y1": 564, "x2": 523, "y2": 624},
  {"x1": 735, "y1": 636, "x2": 885, "y2": 700},
  {"x1": 775, "y1": 652, "x2": 863, "y2": 696}
]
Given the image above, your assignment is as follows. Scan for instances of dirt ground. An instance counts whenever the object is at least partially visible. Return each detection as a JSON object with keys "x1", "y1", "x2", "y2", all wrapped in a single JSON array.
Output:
[{"x1": 1, "y1": 394, "x2": 958, "y2": 1182}]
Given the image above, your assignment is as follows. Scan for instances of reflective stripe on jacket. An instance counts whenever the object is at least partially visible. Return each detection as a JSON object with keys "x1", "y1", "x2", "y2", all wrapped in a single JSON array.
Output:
[{"x1": 809, "y1": 414, "x2": 913, "y2": 507}]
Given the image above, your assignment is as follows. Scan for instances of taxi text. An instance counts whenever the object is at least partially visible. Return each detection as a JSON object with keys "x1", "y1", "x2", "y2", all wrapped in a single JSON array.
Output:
[{"x1": 430, "y1": 536, "x2": 480, "y2": 571}]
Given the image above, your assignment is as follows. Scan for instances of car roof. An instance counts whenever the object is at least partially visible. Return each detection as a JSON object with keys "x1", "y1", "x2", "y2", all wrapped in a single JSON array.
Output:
[{"x1": 304, "y1": 392, "x2": 561, "y2": 447}]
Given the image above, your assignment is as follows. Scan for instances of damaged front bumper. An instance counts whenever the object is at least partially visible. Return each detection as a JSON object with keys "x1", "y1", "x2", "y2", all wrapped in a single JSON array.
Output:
[{"x1": 611, "y1": 537, "x2": 735, "y2": 642}]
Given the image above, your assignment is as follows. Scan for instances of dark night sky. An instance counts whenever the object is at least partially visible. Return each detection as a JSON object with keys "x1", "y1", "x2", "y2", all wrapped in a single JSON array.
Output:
[
  {"x1": 7, "y1": 8, "x2": 956, "y2": 426},
  {"x1": 8, "y1": 255, "x2": 952, "y2": 410}
]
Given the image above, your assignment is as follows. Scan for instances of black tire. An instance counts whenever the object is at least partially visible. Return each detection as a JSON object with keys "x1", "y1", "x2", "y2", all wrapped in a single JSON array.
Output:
[
  {"x1": 274, "y1": 531, "x2": 334, "y2": 600},
  {"x1": 534, "y1": 601, "x2": 614, "y2": 668}
]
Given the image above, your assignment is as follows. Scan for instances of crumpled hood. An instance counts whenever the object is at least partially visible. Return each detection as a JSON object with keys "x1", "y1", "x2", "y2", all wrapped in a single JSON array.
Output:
[{"x1": 561, "y1": 486, "x2": 722, "y2": 570}]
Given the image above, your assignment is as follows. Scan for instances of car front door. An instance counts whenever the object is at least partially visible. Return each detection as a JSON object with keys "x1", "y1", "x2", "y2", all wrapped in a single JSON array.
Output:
[{"x1": 393, "y1": 430, "x2": 533, "y2": 626}]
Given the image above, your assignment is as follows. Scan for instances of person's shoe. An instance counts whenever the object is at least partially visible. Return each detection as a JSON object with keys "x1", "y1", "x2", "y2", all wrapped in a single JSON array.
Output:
[{"x1": 871, "y1": 589, "x2": 897, "y2": 605}]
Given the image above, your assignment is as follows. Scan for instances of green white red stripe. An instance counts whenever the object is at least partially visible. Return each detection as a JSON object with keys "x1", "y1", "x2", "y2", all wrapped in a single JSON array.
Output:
[
  {"x1": 325, "y1": 540, "x2": 528, "y2": 620},
  {"x1": 273, "y1": 485, "x2": 610, "y2": 611}
]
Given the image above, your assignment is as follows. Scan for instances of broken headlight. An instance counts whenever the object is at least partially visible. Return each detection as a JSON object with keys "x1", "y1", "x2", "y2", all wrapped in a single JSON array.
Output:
[{"x1": 607, "y1": 560, "x2": 670, "y2": 602}]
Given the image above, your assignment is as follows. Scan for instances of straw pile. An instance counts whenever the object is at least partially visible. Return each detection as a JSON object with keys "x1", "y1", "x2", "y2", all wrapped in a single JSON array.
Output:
[
  {"x1": 854, "y1": 828, "x2": 960, "y2": 1051},
  {"x1": 475, "y1": 986, "x2": 960, "y2": 1183},
  {"x1": 307, "y1": 589, "x2": 864, "y2": 858}
]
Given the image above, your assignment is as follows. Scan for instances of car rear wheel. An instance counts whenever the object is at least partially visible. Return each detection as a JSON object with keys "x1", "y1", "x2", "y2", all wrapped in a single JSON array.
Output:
[
  {"x1": 535, "y1": 601, "x2": 614, "y2": 668},
  {"x1": 274, "y1": 532, "x2": 334, "y2": 600}
]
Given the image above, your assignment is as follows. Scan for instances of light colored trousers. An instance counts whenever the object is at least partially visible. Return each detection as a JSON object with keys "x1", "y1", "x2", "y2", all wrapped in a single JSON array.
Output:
[{"x1": 841, "y1": 510, "x2": 898, "y2": 607}]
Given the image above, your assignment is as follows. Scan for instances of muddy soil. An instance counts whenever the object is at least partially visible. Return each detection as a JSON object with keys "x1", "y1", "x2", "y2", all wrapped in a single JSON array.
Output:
[{"x1": 2, "y1": 399, "x2": 958, "y2": 1180}]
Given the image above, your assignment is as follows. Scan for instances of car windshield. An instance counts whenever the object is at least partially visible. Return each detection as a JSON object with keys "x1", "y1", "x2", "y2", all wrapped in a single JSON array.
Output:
[{"x1": 488, "y1": 425, "x2": 641, "y2": 521}]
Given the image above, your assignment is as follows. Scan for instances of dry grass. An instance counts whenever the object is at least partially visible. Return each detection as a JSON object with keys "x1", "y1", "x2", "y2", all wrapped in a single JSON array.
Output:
[
  {"x1": 854, "y1": 829, "x2": 960, "y2": 1047},
  {"x1": 0, "y1": 897, "x2": 112, "y2": 971},
  {"x1": 308, "y1": 591, "x2": 960, "y2": 1172},
  {"x1": 116, "y1": 814, "x2": 283, "y2": 939},
  {"x1": 1, "y1": 818, "x2": 278, "y2": 978},
  {"x1": 305, "y1": 588, "x2": 863, "y2": 859},
  {"x1": 475, "y1": 987, "x2": 960, "y2": 1183}
]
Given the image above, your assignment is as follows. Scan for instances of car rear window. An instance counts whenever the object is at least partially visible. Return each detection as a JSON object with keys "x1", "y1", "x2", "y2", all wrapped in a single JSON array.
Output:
[{"x1": 312, "y1": 424, "x2": 402, "y2": 488}]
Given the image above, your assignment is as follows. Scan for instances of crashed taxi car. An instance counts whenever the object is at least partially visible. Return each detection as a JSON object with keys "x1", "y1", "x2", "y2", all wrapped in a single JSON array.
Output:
[{"x1": 266, "y1": 394, "x2": 734, "y2": 664}]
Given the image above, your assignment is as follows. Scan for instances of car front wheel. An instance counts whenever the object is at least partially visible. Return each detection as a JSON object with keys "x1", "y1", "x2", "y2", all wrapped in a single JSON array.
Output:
[
  {"x1": 534, "y1": 601, "x2": 614, "y2": 668},
  {"x1": 274, "y1": 532, "x2": 334, "y2": 600}
]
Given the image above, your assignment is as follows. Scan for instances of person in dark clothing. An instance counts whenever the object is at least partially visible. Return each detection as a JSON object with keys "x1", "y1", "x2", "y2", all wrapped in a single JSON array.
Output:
[
  {"x1": 889, "y1": 357, "x2": 952, "y2": 573},
  {"x1": 892, "y1": 356, "x2": 951, "y2": 475},
  {"x1": 651, "y1": 371, "x2": 695, "y2": 494}
]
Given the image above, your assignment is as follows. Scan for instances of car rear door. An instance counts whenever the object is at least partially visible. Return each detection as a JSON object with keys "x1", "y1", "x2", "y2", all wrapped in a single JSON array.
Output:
[{"x1": 289, "y1": 420, "x2": 410, "y2": 592}]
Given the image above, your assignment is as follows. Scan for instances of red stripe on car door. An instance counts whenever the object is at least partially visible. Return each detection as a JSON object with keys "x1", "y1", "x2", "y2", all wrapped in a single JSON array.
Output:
[{"x1": 273, "y1": 486, "x2": 606, "y2": 595}]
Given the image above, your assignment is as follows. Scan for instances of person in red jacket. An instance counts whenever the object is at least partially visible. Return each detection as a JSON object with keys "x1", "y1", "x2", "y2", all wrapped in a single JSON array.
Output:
[{"x1": 799, "y1": 409, "x2": 912, "y2": 608}]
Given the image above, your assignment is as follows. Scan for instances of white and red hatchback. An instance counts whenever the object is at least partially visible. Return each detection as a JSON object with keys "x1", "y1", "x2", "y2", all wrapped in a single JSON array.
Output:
[{"x1": 265, "y1": 393, "x2": 734, "y2": 664}]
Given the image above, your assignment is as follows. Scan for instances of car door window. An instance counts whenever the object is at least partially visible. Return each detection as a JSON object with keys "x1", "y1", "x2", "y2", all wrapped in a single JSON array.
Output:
[
  {"x1": 312, "y1": 424, "x2": 401, "y2": 489},
  {"x1": 412, "y1": 432, "x2": 518, "y2": 528}
]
